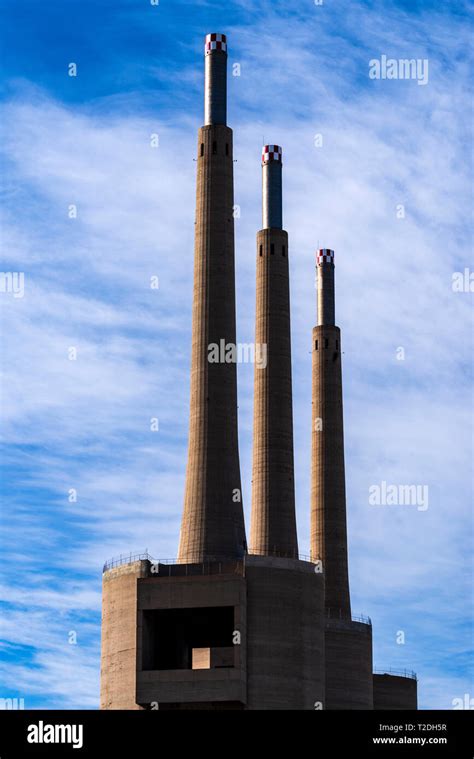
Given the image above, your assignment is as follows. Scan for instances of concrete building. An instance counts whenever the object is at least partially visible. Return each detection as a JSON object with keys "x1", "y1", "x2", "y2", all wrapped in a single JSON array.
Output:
[{"x1": 100, "y1": 32, "x2": 418, "y2": 711}]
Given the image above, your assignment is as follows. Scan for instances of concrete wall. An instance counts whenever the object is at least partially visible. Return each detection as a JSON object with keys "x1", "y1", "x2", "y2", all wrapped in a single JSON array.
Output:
[
  {"x1": 100, "y1": 561, "x2": 149, "y2": 710},
  {"x1": 246, "y1": 556, "x2": 324, "y2": 710},
  {"x1": 325, "y1": 618, "x2": 373, "y2": 709},
  {"x1": 373, "y1": 674, "x2": 417, "y2": 710}
]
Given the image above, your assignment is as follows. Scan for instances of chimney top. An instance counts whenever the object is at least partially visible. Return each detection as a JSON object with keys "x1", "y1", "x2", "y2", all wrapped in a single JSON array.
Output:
[
  {"x1": 262, "y1": 144, "x2": 282, "y2": 164},
  {"x1": 205, "y1": 33, "x2": 227, "y2": 54},
  {"x1": 317, "y1": 249, "x2": 334, "y2": 265}
]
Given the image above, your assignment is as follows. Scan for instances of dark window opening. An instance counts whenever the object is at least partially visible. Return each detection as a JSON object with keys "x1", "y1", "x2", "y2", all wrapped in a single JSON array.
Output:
[
  {"x1": 200, "y1": 143, "x2": 204, "y2": 157},
  {"x1": 315, "y1": 340, "x2": 318, "y2": 350},
  {"x1": 336, "y1": 339, "x2": 339, "y2": 350},
  {"x1": 142, "y1": 606, "x2": 235, "y2": 671},
  {"x1": 282, "y1": 246, "x2": 286, "y2": 257},
  {"x1": 270, "y1": 244, "x2": 275, "y2": 255},
  {"x1": 225, "y1": 143, "x2": 229, "y2": 156},
  {"x1": 259, "y1": 245, "x2": 263, "y2": 257},
  {"x1": 325, "y1": 339, "x2": 329, "y2": 349},
  {"x1": 212, "y1": 141, "x2": 217, "y2": 155}
]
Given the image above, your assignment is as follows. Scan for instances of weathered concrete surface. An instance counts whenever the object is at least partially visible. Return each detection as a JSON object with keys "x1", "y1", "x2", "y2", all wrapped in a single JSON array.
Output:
[
  {"x1": 245, "y1": 556, "x2": 324, "y2": 710},
  {"x1": 373, "y1": 673, "x2": 418, "y2": 710},
  {"x1": 250, "y1": 228, "x2": 298, "y2": 558},
  {"x1": 102, "y1": 557, "x2": 324, "y2": 710},
  {"x1": 100, "y1": 561, "x2": 149, "y2": 710},
  {"x1": 178, "y1": 122, "x2": 246, "y2": 565},
  {"x1": 311, "y1": 255, "x2": 351, "y2": 617},
  {"x1": 325, "y1": 617, "x2": 373, "y2": 709}
]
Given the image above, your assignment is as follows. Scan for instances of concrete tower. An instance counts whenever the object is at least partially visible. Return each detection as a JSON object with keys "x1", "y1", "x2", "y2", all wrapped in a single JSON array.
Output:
[
  {"x1": 311, "y1": 249, "x2": 351, "y2": 616},
  {"x1": 178, "y1": 33, "x2": 246, "y2": 564},
  {"x1": 311, "y1": 249, "x2": 373, "y2": 709},
  {"x1": 250, "y1": 145, "x2": 298, "y2": 559}
]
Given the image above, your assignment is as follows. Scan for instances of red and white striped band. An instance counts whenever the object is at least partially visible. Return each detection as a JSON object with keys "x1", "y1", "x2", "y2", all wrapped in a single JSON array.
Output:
[
  {"x1": 205, "y1": 33, "x2": 227, "y2": 54},
  {"x1": 317, "y1": 249, "x2": 335, "y2": 264},
  {"x1": 262, "y1": 144, "x2": 282, "y2": 164}
]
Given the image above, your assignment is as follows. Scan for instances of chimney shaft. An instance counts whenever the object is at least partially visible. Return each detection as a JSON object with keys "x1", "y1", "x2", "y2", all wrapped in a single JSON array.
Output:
[
  {"x1": 204, "y1": 33, "x2": 227, "y2": 126},
  {"x1": 317, "y1": 249, "x2": 335, "y2": 326},
  {"x1": 262, "y1": 145, "x2": 283, "y2": 229},
  {"x1": 178, "y1": 35, "x2": 246, "y2": 563},
  {"x1": 250, "y1": 146, "x2": 299, "y2": 559},
  {"x1": 311, "y1": 249, "x2": 351, "y2": 617}
]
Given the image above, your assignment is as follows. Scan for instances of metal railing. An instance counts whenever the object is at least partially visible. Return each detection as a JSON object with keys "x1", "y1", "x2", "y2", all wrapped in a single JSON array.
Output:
[
  {"x1": 374, "y1": 668, "x2": 417, "y2": 681},
  {"x1": 247, "y1": 548, "x2": 319, "y2": 563},
  {"x1": 103, "y1": 551, "x2": 155, "y2": 573},
  {"x1": 148, "y1": 560, "x2": 244, "y2": 577},
  {"x1": 326, "y1": 608, "x2": 372, "y2": 625},
  {"x1": 103, "y1": 548, "x2": 323, "y2": 573},
  {"x1": 103, "y1": 550, "x2": 245, "y2": 576}
]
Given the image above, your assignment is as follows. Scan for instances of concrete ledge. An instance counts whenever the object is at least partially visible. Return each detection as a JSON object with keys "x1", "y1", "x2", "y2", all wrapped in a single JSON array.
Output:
[
  {"x1": 102, "y1": 560, "x2": 150, "y2": 581},
  {"x1": 137, "y1": 668, "x2": 246, "y2": 706},
  {"x1": 245, "y1": 554, "x2": 322, "y2": 575}
]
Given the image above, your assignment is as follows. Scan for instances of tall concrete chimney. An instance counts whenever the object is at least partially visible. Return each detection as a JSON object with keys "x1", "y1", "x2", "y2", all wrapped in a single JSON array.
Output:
[
  {"x1": 250, "y1": 145, "x2": 298, "y2": 558},
  {"x1": 311, "y1": 249, "x2": 351, "y2": 616},
  {"x1": 178, "y1": 33, "x2": 246, "y2": 563}
]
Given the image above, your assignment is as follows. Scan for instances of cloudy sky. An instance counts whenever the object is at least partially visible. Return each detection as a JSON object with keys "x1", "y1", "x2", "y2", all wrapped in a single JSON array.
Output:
[{"x1": 0, "y1": 0, "x2": 472, "y2": 709}]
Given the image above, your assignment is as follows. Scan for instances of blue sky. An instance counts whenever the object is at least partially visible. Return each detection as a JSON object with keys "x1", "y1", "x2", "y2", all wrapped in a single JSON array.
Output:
[{"x1": 0, "y1": 0, "x2": 472, "y2": 709}]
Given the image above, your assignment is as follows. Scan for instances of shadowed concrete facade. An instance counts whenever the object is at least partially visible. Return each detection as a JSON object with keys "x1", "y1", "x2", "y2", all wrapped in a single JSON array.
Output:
[
  {"x1": 373, "y1": 673, "x2": 418, "y2": 710},
  {"x1": 178, "y1": 37, "x2": 246, "y2": 564},
  {"x1": 246, "y1": 556, "x2": 324, "y2": 709},
  {"x1": 325, "y1": 617, "x2": 373, "y2": 710},
  {"x1": 250, "y1": 147, "x2": 298, "y2": 559}
]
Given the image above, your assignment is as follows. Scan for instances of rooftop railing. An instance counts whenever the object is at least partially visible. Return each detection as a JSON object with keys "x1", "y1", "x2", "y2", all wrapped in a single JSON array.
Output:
[
  {"x1": 325, "y1": 608, "x2": 372, "y2": 625},
  {"x1": 103, "y1": 551, "x2": 155, "y2": 573},
  {"x1": 103, "y1": 548, "x2": 322, "y2": 573}
]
